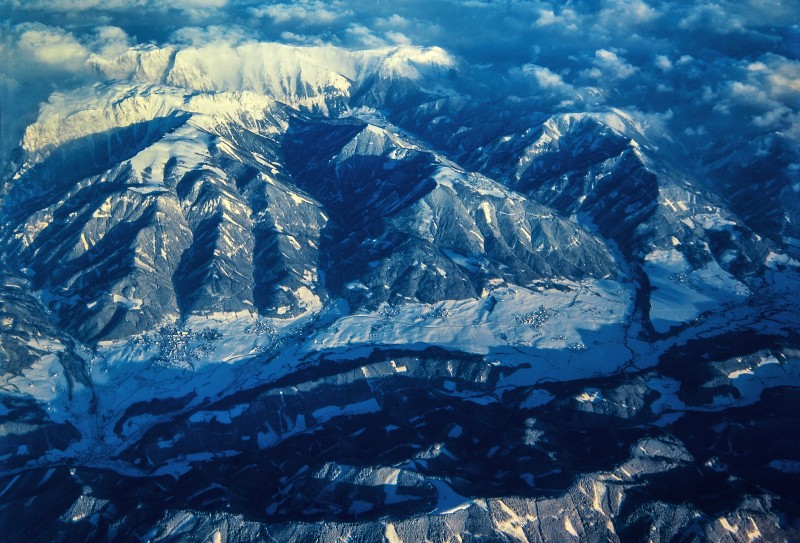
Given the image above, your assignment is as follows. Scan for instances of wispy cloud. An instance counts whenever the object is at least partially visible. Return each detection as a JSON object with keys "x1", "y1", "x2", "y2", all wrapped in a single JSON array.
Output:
[{"x1": 249, "y1": 1, "x2": 350, "y2": 25}]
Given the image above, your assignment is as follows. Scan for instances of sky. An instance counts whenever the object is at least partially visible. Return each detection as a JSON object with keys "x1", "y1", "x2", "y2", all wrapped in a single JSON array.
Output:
[{"x1": 0, "y1": 0, "x2": 798, "y2": 167}]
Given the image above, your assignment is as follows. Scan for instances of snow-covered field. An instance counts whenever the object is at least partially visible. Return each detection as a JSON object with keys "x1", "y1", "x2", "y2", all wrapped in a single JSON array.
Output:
[
  {"x1": 644, "y1": 249, "x2": 750, "y2": 334},
  {"x1": 2, "y1": 262, "x2": 799, "y2": 485}
]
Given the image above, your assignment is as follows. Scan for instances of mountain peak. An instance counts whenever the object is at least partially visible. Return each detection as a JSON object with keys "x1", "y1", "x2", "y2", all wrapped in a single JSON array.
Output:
[{"x1": 87, "y1": 42, "x2": 457, "y2": 114}]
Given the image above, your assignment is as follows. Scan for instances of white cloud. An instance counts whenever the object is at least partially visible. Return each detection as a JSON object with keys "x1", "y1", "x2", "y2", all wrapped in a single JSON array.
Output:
[
  {"x1": 91, "y1": 26, "x2": 132, "y2": 57},
  {"x1": 372, "y1": 13, "x2": 441, "y2": 46},
  {"x1": 534, "y1": 9, "x2": 557, "y2": 26},
  {"x1": 518, "y1": 64, "x2": 573, "y2": 92},
  {"x1": 170, "y1": 0, "x2": 226, "y2": 7},
  {"x1": 729, "y1": 81, "x2": 769, "y2": 105},
  {"x1": 728, "y1": 56, "x2": 800, "y2": 108},
  {"x1": 6, "y1": 0, "x2": 143, "y2": 9},
  {"x1": 170, "y1": 0, "x2": 228, "y2": 22},
  {"x1": 250, "y1": 1, "x2": 350, "y2": 25},
  {"x1": 752, "y1": 105, "x2": 792, "y2": 128},
  {"x1": 655, "y1": 55, "x2": 672, "y2": 72},
  {"x1": 746, "y1": 57, "x2": 800, "y2": 105},
  {"x1": 385, "y1": 31, "x2": 412, "y2": 46},
  {"x1": 674, "y1": 0, "x2": 800, "y2": 36},
  {"x1": 6, "y1": 0, "x2": 225, "y2": 11},
  {"x1": 279, "y1": 31, "x2": 326, "y2": 46},
  {"x1": 598, "y1": 0, "x2": 659, "y2": 28},
  {"x1": 678, "y1": 3, "x2": 746, "y2": 34},
  {"x1": 583, "y1": 49, "x2": 638, "y2": 80},
  {"x1": 171, "y1": 25, "x2": 250, "y2": 46},
  {"x1": 706, "y1": 54, "x2": 800, "y2": 136},
  {"x1": 0, "y1": 22, "x2": 101, "y2": 165},
  {"x1": 17, "y1": 24, "x2": 90, "y2": 70},
  {"x1": 345, "y1": 24, "x2": 388, "y2": 48},
  {"x1": 533, "y1": 7, "x2": 578, "y2": 30},
  {"x1": 684, "y1": 125, "x2": 707, "y2": 136},
  {"x1": 375, "y1": 15, "x2": 409, "y2": 29}
]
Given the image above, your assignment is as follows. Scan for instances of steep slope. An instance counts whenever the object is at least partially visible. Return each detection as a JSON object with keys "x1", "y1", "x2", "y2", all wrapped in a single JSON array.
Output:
[
  {"x1": 396, "y1": 100, "x2": 784, "y2": 334},
  {"x1": 702, "y1": 133, "x2": 800, "y2": 258},
  {"x1": 1, "y1": 82, "x2": 615, "y2": 343},
  {"x1": 462, "y1": 111, "x2": 780, "y2": 334},
  {"x1": 2, "y1": 87, "x2": 328, "y2": 341},
  {"x1": 283, "y1": 115, "x2": 617, "y2": 310},
  {"x1": 0, "y1": 264, "x2": 89, "y2": 392}
]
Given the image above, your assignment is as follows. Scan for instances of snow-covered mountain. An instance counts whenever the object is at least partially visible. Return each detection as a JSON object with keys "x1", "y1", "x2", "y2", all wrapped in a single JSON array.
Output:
[{"x1": 1, "y1": 42, "x2": 799, "y2": 543}]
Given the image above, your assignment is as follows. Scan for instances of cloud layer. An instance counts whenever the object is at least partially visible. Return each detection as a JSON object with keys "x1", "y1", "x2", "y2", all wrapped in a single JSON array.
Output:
[{"x1": 1, "y1": 0, "x2": 798, "y2": 165}]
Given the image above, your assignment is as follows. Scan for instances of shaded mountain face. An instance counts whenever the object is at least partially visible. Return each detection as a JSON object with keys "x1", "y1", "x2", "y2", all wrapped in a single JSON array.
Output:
[
  {"x1": 396, "y1": 102, "x2": 775, "y2": 275},
  {"x1": 282, "y1": 115, "x2": 616, "y2": 310},
  {"x1": 1, "y1": 42, "x2": 799, "y2": 543}
]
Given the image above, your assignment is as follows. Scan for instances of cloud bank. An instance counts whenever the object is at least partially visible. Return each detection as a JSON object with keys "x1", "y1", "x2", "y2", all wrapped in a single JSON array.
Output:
[{"x1": 1, "y1": 0, "x2": 798, "y2": 166}]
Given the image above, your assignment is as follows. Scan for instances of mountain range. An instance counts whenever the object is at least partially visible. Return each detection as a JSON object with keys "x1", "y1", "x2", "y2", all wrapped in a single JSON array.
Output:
[{"x1": 1, "y1": 42, "x2": 799, "y2": 542}]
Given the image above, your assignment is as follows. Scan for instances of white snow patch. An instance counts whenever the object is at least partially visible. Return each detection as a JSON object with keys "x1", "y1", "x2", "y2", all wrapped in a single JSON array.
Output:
[
  {"x1": 697, "y1": 213, "x2": 737, "y2": 231},
  {"x1": 713, "y1": 355, "x2": 800, "y2": 408},
  {"x1": 189, "y1": 404, "x2": 248, "y2": 425},
  {"x1": 644, "y1": 249, "x2": 749, "y2": 333},
  {"x1": 564, "y1": 516, "x2": 579, "y2": 537},
  {"x1": 575, "y1": 389, "x2": 602, "y2": 403},
  {"x1": 385, "y1": 524, "x2": 404, "y2": 543},
  {"x1": 768, "y1": 459, "x2": 800, "y2": 473},
  {"x1": 311, "y1": 398, "x2": 380, "y2": 424},
  {"x1": 429, "y1": 479, "x2": 473, "y2": 515},
  {"x1": 288, "y1": 192, "x2": 313, "y2": 205},
  {"x1": 765, "y1": 251, "x2": 800, "y2": 270},
  {"x1": 520, "y1": 389, "x2": 555, "y2": 408},
  {"x1": 112, "y1": 293, "x2": 142, "y2": 310},
  {"x1": 478, "y1": 202, "x2": 494, "y2": 225},
  {"x1": 719, "y1": 518, "x2": 738, "y2": 534}
]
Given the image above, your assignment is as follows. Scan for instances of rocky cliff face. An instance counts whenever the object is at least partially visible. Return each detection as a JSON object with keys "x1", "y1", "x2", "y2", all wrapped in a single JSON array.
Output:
[{"x1": 1, "y1": 42, "x2": 799, "y2": 542}]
